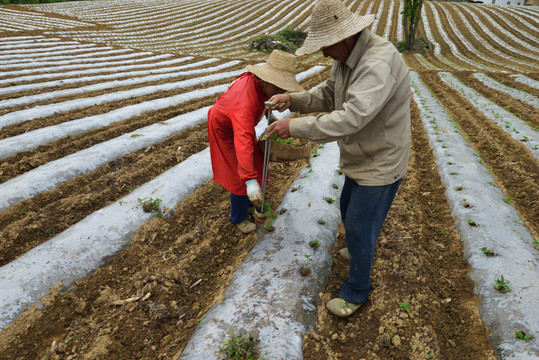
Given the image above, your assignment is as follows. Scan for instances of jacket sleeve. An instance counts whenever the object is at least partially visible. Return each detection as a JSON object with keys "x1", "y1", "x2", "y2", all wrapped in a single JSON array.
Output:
[
  {"x1": 230, "y1": 84, "x2": 261, "y2": 183},
  {"x1": 289, "y1": 58, "x2": 397, "y2": 143}
]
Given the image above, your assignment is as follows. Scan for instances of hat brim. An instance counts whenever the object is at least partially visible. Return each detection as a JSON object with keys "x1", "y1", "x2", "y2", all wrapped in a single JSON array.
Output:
[
  {"x1": 296, "y1": 13, "x2": 375, "y2": 56},
  {"x1": 247, "y1": 63, "x2": 304, "y2": 92}
]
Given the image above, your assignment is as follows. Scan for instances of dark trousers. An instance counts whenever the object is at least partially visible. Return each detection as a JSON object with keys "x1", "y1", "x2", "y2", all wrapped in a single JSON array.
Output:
[
  {"x1": 338, "y1": 176, "x2": 402, "y2": 305},
  {"x1": 230, "y1": 193, "x2": 250, "y2": 224}
]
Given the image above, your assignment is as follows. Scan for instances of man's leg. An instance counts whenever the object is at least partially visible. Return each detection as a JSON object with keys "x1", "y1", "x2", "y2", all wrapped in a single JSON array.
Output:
[{"x1": 338, "y1": 178, "x2": 402, "y2": 305}]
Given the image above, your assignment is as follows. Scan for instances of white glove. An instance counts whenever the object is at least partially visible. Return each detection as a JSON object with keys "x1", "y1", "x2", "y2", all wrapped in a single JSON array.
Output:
[{"x1": 245, "y1": 179, "x2": 262, "y2": 209}]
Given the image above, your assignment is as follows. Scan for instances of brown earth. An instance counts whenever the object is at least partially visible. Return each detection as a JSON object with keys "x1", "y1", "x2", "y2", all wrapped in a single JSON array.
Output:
[
  {"x1": 1, "y1": 1, "x2": 538, "y2": 359},
  {"x1": 3, "y1": 71, "x2": 531, "y2": 359}
]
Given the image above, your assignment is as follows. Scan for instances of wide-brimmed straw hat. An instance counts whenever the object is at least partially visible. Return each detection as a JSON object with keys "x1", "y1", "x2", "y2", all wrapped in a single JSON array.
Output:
[
  {"x1": 296, "y1": 0, "x2": 375, "y2": 56},
  {"x1": 246, "y1": 50, "x2": 303, "y2": 92}
]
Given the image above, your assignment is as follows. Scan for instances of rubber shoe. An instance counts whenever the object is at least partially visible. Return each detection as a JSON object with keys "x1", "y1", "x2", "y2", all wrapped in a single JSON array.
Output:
[
  {"x1": 339, "y1": 247, "x2": 350, "y2": 260},
  {"x1": 236, "y1": 219, "x2": 256, "y2": 233},
  {"x1": 326, "y1": 298, "x2": 361, "y2": 317}
]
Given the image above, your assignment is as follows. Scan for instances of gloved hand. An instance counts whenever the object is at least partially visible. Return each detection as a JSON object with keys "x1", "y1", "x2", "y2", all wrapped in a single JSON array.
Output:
[{"x1": 245, "y1": 179, "x2": 263, "y2": 209}]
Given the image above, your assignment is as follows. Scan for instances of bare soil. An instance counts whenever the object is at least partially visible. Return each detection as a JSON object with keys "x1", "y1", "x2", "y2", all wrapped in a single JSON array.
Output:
[
  {"x1": 1, "y1": 2, "x2": 538, "y2": 359},
  {"x1": 2, "y1": 70, "x2": 528, "y2": 359}
]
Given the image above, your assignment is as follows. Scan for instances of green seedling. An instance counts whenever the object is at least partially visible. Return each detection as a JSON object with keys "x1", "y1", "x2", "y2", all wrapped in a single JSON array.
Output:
[
  {"x1": 503, "y1": 196, "x2": 514, "y2": 204},
  {"x1": 532, "y1": 238, "x2": 539, "y2": 250},
  {"x1": 399, "y1": 302, "x2": 411, "y2": 313},
  {"x1": 324, "y1": 197, "x2": 335, "y2": 204},
  {"x1": 460, "y1": 198, "x2": 470, "y2": 208},
  {"x1": 455, "y1": 186, "x2": 463, "y2": 191},
  {"x1": 304, "y1": 254, "x2": 313, "y2": 263},
  {"x1": 406, "y1": 202, "x2": 417, "y2": 212},
  {"x1": 515, "y1": 331, "x2": 534, "y2": 340},
  {"x1": 310, "y1": 239, "x2": 320, "y2": 249},
  {"x1": 271, "y1": 133, "x2": 296, "y2": 146},
  {"x1": 479, "y1": 247, "x2": 496, "y2": 257},
  {"x1": 494, "y1": 275, "x2": 510, "y2": 293},
  {"x1": 141, "y1": 198, "x2": 162, "y2": 215},
  {"x1": 218, "y1": 327, "x2": 261, "y2": 360},
  {"x1": 332, "y1": 184, "x2": 339, "y2": 189}
]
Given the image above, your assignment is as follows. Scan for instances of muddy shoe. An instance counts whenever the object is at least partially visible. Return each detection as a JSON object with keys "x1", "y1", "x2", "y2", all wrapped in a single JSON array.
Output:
[
  {"x1": 339, "y1": 247, "x2": 350, "y2": 260},
  {"x1": 236, "y1": 219, "x2": 256, "y2": 233},
  {"x1": 326, "y1": 298, "x2": 361, "y2": 317}
]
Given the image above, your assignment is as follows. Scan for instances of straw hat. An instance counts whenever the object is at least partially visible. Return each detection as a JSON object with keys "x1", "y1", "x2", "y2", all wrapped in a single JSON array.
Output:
[
  {"x1": 246, "y1": 50, "x2": 303, "y2": 92},
  {"x1": 296, "y1": 0, "x2": 375, "y2": 56}
]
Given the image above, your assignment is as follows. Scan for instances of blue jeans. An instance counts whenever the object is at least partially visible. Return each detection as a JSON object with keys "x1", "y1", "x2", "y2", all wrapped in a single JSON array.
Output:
[
  {"x1": 338, "y1": 176, "x2": 402, "y2": 305},
  {"x1": 230, "y1": 193, "x2": 251, "y2": 224}
]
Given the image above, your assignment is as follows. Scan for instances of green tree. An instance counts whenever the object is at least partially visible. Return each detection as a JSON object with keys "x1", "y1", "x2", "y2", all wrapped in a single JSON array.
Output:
[{"x1": 402, "y1": 0, "x2": 423, "y2": 51}]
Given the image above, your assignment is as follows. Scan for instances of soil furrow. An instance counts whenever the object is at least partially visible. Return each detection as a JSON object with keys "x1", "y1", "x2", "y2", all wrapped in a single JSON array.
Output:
[
  {"x1": 452, "y1": 71, "x2": 539, "y2": 129},
  {"x1": 0, "y1": 94, "x2": 218, "y2": 180},
  {"x1": 420, "y1": 71, "x2": 539, "y2": 239},
  {"x1": 486, "y1": 72, "x2": 539, "y2": 98},
  {"x1": 0, "y1": 151, "x2": 309, "y2": 360},
  {"x1": 0, "y1": 121, "x2": 210, "y2": 266},
  {"x1": 0, "y1": 76, "x2": 237, "y2": 139}
]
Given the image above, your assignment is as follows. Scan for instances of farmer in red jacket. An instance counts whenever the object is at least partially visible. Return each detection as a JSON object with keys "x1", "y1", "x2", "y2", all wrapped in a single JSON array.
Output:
[{"x1": 207, "y1": 50, "x2": 302, "y2": 234}]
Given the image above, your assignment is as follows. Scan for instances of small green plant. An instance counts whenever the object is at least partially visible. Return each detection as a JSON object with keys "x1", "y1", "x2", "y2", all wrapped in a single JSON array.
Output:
[
  {"x1": 310, "y1": 239, "x2": 320, "y2": 249},
  {"x1": 271, "y1": 133, "x2": 296, "y2": 146},
  {"x1": 406, "y1": 202, "x2": 417, "y2": 212},
  {"x1": 479, "y1": 247, "x2": 496, "y2": 257},
  {"x1": 141, "y1": 198, "x2": 163, "y2": 214},
  {"x1": 218, "y1": 327, "x2": 261, "y2": 360},
  {"x1": 532, "y1": 238, "x2": 539, "y2": 250},
  {"x1": 399, "y1": 302, "x2": 411, "y2": 313},
  {"x1": 304, "y1": 254, "x2": 313, "y2": 263},
  {"x1": 332, "y1": 184, "x2": 339, "y2": 189},
  {"x1": 455, "y1": 186, "x2": 463, "y2": 191},
  {"x1": 515, "y1": 331, "x2": 534, "y2": 340},
  {"x1": 428, "y1": 352, "x2": 436, "y2": 359},
  {"x1": 323, "y1": 196, "x2": 335, "y2": 204},
  {"x1": 494, "y1": 275, "x2": 510, "y2": 293},
  {"x1": 503, "y1": 196, "x2": 514, "y2": 204}
]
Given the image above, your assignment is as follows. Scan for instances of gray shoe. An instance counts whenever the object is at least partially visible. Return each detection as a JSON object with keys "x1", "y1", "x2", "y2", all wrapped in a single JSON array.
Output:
[
  {"x1": 326, "y1": 298, "x2": 361, "y2": 317},
  {"x1": 339, "y1": 247, "x2": 350, "y2": 260},
  {"x1": 236, "y1": 219, "x2": 256, "y2": 233}
]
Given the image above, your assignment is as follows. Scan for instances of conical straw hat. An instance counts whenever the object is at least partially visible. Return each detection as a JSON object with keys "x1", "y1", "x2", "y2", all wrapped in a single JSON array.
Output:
[
  {"x1": 296, "y1": 0, "x2": 375, "y2": 56},
  {"x1": 246, "y1": 50, "x2": 303, "y2": 92}
]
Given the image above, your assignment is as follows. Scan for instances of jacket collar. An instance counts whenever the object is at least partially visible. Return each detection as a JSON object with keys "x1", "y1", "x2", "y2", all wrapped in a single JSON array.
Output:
[{"x1": 345, "y1": 29, "x2": 370, "y2": 69}]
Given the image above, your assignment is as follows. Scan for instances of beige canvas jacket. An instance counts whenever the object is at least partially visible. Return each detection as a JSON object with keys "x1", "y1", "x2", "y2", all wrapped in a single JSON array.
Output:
[{"x1": 289, "y1": 29, "x2": 411, "y2": 186}]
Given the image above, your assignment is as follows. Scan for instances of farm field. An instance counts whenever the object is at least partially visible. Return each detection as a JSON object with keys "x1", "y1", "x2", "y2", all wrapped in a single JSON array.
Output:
[{"x1": 0, "y1": 0, "x2": 537, "y2": 359}]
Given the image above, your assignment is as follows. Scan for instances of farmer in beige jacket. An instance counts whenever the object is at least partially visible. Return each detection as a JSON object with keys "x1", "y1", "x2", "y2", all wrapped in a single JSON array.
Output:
[{"x1": 267, "y1": 0, "x2": 411, "y2": 317}]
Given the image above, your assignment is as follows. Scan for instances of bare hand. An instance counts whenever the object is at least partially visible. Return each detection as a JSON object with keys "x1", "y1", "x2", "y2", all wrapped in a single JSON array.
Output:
[
  {"x1": 267, "y1": 94, "x2": 291, "y2": 112},
  {"x1": 267, "y1": 119, "x2": 291, "y2": 139}
]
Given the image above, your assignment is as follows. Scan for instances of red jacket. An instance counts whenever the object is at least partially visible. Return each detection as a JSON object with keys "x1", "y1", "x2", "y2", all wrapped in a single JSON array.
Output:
[{"x1": 207, "y1": 72, "x2": 268, "y2": 195}]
